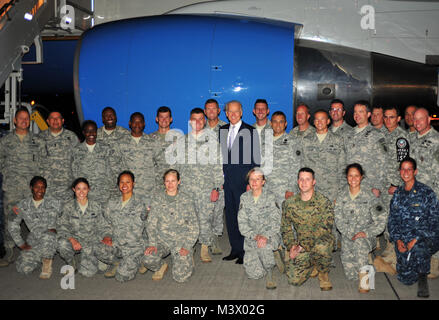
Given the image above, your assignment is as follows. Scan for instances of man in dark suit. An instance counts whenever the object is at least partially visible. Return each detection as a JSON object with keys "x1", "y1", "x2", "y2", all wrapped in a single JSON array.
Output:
[{"x1": 219, "y1": 100, "x2": 261, "y2": 264}]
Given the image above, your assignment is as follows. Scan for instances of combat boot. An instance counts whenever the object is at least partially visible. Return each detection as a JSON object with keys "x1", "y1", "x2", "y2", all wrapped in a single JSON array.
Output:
[
  {"x1": 373, "y1": 256, "x2": 397, "y2": 275},
  {"x1": 138, "y1": 262, "x2": 148, "y2": 274},
  {"x1": 265, "y1": 269, "x2": 277, "y2": 289},
  {"x1": 0, "y1": 247, "x2": 15, "y2": 266},
  {"x1": 358, "y1": 271, "x2": 370, "y2": 293},
  {"x1": 97, "y1": 261, "x2": 109, "y2": 273},
  {"x1": 427, "y1": 257, "x2": 439, "y2": 279},
  {"x1": 310, "y1": 266, "x2": 319, "y2": 278},
  {"x1": 200, "y1": 244, "x2": 212, "y2": 263},
  {"x1": 210, "y1": 236, "x2": 223, "y2": 255},
  {"x1": 104, "y1": 261, "x2": 119, "y2": 278},
  {"x1": 40, "y1": 258, "x2": 53, "y2": 280},
  {"x1": 417, "y1": 274, "x2": 429, "y2": 298},
  {"x1": 152, "y1": 263, "x2": 168, "y2": 281},
  {"x1": 318, "y1": 272, "x2": 333, "y2": 291},
  {"x1": 274, "y1": 249, "x2": 285, "y2": 274}
]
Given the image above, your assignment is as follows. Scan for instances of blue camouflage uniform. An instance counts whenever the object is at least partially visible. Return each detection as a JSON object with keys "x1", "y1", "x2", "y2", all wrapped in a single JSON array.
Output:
[{"x1": 388, "y1": 180, "x2": 439, "y2": 285}]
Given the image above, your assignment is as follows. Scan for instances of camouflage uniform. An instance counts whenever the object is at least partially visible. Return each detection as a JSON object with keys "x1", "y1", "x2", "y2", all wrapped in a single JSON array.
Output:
[
  {"x1": 301, "y1": 130, "x2": 346, "y2": 202},
  {"x1": 96, "y1": 125, "x2": 129, "y2": 144},
  {"x1": 9, "y1": 196, "x2": 60, "y2": 274},
  {"x1": 344, "y1": 124, "x2": 387, "y2": 192},
  {"x1": 289, "y1": 125, "x2": 316, "y2": 148},
  {"x1": 205, "y1": 120, "x2": 227, "y2": 237},
  {"x1": 177, "y1": 131, "x2": 223, "y2": 246},
  {"x1": 114, "y1": 133, "x2": 160, "y2": 202},
  {"x1": 330, "y1": 121, "x2": 353, "y2": 136},
  {"x1": 35, "y1": 129, "x2": 79, "y2": 201},
  {"x1": 71, "y1": 142, "x2": 117, "y2": 205},
  {"x1": 335, "y1": 186, "x2": 388, "y2": 280},
  {"x1": 388, "y1": 180, "x2": 439, "y2": 285},
  {"x1": 0, "y1": 130, "x2": 40, "y2": 250},
  {"x1": 143, "y1": 190, "x2": 199, "y2": 282},
  {"x1": 237, "y1": 189, "x2": 281, "y2": 279},
  {"x1": 57, "y1": 199, "x2": 111, "y2": 277},
  {"x1": 281, "y1": 191, "x2": 334, "y2": 285},
  {"x1": 265, "y1": 132, "x2": 301, "y2": 205},
  {"x1": 96, "y1": 194, "x2": 148, "y2": 282}
]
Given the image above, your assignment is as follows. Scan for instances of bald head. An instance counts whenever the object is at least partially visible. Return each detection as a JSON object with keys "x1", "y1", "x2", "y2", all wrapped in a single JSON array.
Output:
[{"x1": 413, "y1": 108, "x2": 431, "y2": 135}]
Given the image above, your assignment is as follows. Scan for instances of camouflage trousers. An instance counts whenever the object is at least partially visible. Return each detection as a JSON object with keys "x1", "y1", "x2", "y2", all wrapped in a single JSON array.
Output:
[
  {"x1": 16, "y1": 232, "x2": 56, "y2": 275},
  {"x1": 194, "y1": 192, "x2": 222, "y2": 246},
  {"x1": 395, "y1": 238, "x2": 439, "y2": 285},
  {"x1": 143, "y1": 242, "x2": 194, "y2": 283},
  {"x1": 58, "y1": 238, "x2": 104, "y2": 277},
  {"x1": 243, "y1": 242, "x2": 277, "y2": 279},
  {"x1": 3, "y1": 189, "x2": 31, "y2": 249},
  {"x1": 212, "y1": 191, "x2": 225, "y2": 236},
  {"x1": 95, "y1": 243, "x2": 144, "y2": 282},
  {"x1": 340, "y1": 236, "x2": 375, "y2": 281},
  {"x1": 286, "y1": 241, "x2": 333, "y2": 286}
]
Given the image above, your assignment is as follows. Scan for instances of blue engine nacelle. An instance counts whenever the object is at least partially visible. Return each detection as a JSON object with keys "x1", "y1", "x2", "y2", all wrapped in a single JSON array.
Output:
[{"x1": 74, "y1": 15, "x2": 297, "y2": 132}]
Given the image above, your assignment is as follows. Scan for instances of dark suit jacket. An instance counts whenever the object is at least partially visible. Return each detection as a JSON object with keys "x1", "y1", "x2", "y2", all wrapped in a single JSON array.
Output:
[{"x1": 219, "y1": 121, "x2": 261, "y2": 187}]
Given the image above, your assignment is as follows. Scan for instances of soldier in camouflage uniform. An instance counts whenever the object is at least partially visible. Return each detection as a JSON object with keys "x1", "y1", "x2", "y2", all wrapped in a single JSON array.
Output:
[
  {"x1": 344, "y1": 101, "x2": 388, "y2": 195},
  {"x1": 149, "y1": 106, "x2": 175, "y2": 188},
  {"x1": 388, "y1": 158, "x2": 439, "y2": 298},
  {"x1": 238, "y1": 168, "x2": 281, "y2": 289},
  {"x1": 113, "y1": 112, "x2": 160, "y2": 203},
  {"x1": 9, "y1": 176, "x2": 60, "y2": 279},
  {"x1": 57, "y1": 178, "x2": 112, "y2": 277},
  {"x1": 0, "y1": 108, "x2": 41, "y2": 267},
  {"x1": 177, "y1": 108, "x2": 223, "y2": 263},
  {"x1": 97, "y1": 171, "x2": 148, "y2": 282},
  {"x1": 410, "y1": 108, "x2": 439, "y2": 277},
  {"x1": 71, "y1": 121, "x2": 117, "y2": 206},
  {"x1": 252, "y1": 99, "x2": 272, "y2": 158},
  {"x1": 204, "y1": 99, "x2": 227, "y2": 254},
  {"x1": 328, "y1": 99, "x2": 353, "y2": 137},
  {"x1": 289, "y1": 104, "x2": 316, "y2": 146},
  {"x1": 281, "y1": 168, "x2": 334, "y2": 291},
  {"x1": 335, "y1": 164, "x2": 387, "y2": 292},
  {"x1": 266, "y1": 111, "x2": 301, "y2": 205},
  {"x1": 404, "y1": 105, "x2": 417, "y2": 142},
  {"x1": 143, "y1": 169, "x2": 199, "y2": 282},
  {"x1": 96, "y1": 106, "x2": 130, "y2": 144},
  {"x1": 371, "y1": 106, "x2": 388, "y2": 135},
  {"x1": 36, "y1": 110, "x2": 79, "y2": 201}
]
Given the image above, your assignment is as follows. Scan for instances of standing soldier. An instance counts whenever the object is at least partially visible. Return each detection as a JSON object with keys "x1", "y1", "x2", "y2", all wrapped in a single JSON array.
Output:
[
  {"x1": 328, "y1": 99, "x2": 353, "y2": 136},
  {"x1": 0, "y1": 108, "x2": 41, "y2": 267},
  {"x1": 252, "y1": 99, "x2": 271, "y2": 152},
  {"x1": 178, "y1": 108, "x2": 223, "y2": 263},
  {"x1": 9, "y1": 176, "x2": 60, "y2": 279},
  {"x1": 404, "y1": 105, "x2": 417, "y2": 142},
  {"x1": 204, "y1": 99, "x2": 226, "y2": 254},
  {"x1": 289, "y1": 104, "x2": 316, "y2": 146},
  {"x1": 96, "y1": 106, "x2": 129, "y2": 144},
  {"x1": 149, "y1": 106, "x2": 175, "y2": 188},
  {"x1": 371, "y1": 106, "x2": 387, "y2": 134},
  {"x1": 143, "y1": 169, "x2": 199, "y2": 282},
  {"x1": 281, "y1": 168, "x2": 335, "y2": 291},
  {"x1": 71, "y1": 121, "x2": 116, "y2": 206},
  {"x1": 410, "y1": 108, "x2": 439, "y2": 278},
  {"x1": 344, "y1": 101, "x2": 387, "y2": 196},
  {"x1": 36, "y1": 110, "x2": 79, "y2": 201},
  {"x1": 238, "y1": 168, "x2": 282, "y2": 289}
]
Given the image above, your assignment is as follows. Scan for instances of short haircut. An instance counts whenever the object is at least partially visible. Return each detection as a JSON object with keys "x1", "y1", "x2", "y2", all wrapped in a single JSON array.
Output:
[
  {"x1": 48, "y1": 110, "x2": 64, "y2": 119},
  {"x1": 254, "y1": 99, "x2": 268, "y2": 108},
  {"x1": 246, "y1": 167, "x2": 265, "y2": 182},
  {"x1": 30, "y1": 176, "x2": 47, "y2": 188},
  {"x1": 102, "y1": 106, "x2": 116, "y2": 116},
  {"x1": 156, "y1": 106, "x2": 172, "y2": 117},
  {"x1": 130, "y1": 112, "x2": 145, "y2": 122},
  {"x1": 400, "y1": 157, "x2": 417, "y2": 171},
  {"x1": 383, "y1": 106, "x2": 400, "y2": 117},
  {"x1": 330, "y1": 99, "x2": 345, "y2": 109},
  {"x1": 225, "y1": 100, "x2": 242, "y2": 112},
  {"x1": 298, "y1": 167, "x2": 315, "y2": 179},
  {"x1": 296, "y1": 103, "x2": 310, "y2": 113},
  {"x1": 81, "y1": 120, "x2": 97, "y2": 132},
  {"x1": 204, "y1": 99, "x2": 219, "y2": 107},
  {"x1": 190, "y1": 107, "x2": 205, "y2": 116},
  {"x1": 314, "y1": 109, "x2": 329, "y2": 118},
  {"x1": 71, "y1": 177, "x2": 90, "y2": 189},
  {"x1": 405, "y1": 105, "x2": 418, "y2": 111},
  {"x1": 163, "y1": 168, "x2": 180, "y2": 181},
  {"x1": 15, "y1": 107, "x2": 30, "y2": 118},
  {"x1": 271, "y1": 111, "x2": 286, "y2": 120},
  {"x1": 118, "y1": 170, "x2": 135, "y2": 185},
  {"x1": 353, "y1": 100, "x2": 371, "y2": 112},
  {"x1": 345, "y1": 163, "x2": 364, "y2": 177},
  {"x1": 372, "y1": 106, "x2": 384, "y2": 111}
]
